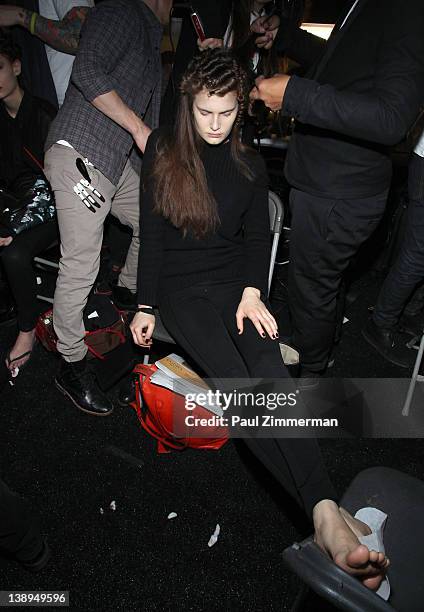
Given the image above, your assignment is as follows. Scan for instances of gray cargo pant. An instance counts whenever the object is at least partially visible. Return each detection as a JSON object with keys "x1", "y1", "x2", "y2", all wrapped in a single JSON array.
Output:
[{"x1": 44, "y1": 143, "x2": 139, "y2": 362}]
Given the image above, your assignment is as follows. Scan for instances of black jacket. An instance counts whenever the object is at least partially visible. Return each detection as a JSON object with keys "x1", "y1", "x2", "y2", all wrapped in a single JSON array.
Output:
[{"x1": 278, "y1": 0, "x2": 424, "y2": 198}]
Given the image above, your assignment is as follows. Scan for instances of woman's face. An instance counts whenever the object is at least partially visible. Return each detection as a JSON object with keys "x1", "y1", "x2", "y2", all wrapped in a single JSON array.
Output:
[
  {"x1": 0, "y1": 54, "x2": 20, "y2": 101},
  {"x1": 193, "y1": 89, "x2": 239, "y2": 145}
]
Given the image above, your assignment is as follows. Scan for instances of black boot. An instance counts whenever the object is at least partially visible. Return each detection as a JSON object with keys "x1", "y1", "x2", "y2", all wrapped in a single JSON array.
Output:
[
  {"x1": 117, "y1": 375, "x2": 136, "y2": 406},
  {"x1": 55, "y1": 357, "x2": 114, "y2": 416},
  {"x1": 362, "y1": 318, "x2": 415, "y2": 368}
]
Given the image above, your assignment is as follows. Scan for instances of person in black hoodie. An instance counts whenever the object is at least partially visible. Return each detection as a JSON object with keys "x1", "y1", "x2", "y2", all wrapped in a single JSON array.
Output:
[
  {"x1": 0, "y1": 30, "x2": 57, "y2": 376},
  {"x1": 132, "y1": 50, "x2": 389, "y2": 592}
]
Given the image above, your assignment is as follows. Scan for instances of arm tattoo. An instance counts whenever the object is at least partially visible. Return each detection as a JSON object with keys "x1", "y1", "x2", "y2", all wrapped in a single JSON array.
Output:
[{"x1": 27, "y1": 7, "x2": 91, "y2": 55}]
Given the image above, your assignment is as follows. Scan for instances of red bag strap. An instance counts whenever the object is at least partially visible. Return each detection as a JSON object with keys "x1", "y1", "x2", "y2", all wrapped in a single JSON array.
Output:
[
  {"x1": 133, "y1": 363, "x2": 156, "y2": 378},
  {"x1": 132, "y1": 378, "x2": 187, "y2": 451}
]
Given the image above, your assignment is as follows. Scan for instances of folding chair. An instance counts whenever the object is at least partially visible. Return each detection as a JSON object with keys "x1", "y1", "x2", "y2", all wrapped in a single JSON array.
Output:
[
  {"x1": 34, "y1": 245, "x2": 59, "y2": 305},
  {"x1": 283, "y1": 467, "x2": 424, "y2": 612},
  {"x1": 401, "y1": 331, "x2": 424, "y2": 416},
  {"x1": 143, "y1": 190, "x2": 285, "y2": 361}
]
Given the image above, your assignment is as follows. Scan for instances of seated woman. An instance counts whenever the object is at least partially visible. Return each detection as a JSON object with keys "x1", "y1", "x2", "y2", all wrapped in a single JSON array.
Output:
[
  {"x1": 131, "y1": 50, "x2": 389, "y2": 590},
  {"x1": 0, "y1": 30, "x2": 57, "y2": 375}
]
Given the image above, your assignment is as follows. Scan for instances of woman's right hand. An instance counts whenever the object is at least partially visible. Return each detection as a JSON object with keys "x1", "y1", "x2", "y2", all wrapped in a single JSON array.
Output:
[
  {"x1": 0, "y1": 236, "x2": 13, "y2": 247},
  {"x1": 130, "y1": 312, "x2": 155, "y2": 347},
  {"x1": 197, "y1": 37, "x2": 224, "y2": 52}
]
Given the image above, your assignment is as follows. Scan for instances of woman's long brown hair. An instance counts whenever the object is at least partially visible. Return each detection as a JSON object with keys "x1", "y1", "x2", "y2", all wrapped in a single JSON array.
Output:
[{"x1": 150, "y1": 50, "x2": 252, "y2": 239}]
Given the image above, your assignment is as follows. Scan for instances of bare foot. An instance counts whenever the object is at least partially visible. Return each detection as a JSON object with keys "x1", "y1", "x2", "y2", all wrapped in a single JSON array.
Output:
[
  {"x1": 313, "y1": 500, "x2": 388, "y2": 590},
  {"x1": 6, "y1": 329, "x2": 36, "y2": 374}
]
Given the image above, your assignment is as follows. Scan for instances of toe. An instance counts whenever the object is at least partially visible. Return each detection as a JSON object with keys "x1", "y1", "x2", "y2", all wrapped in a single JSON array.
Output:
[
  {"x1": 369, "y1": 549, "x2": 379, "y2": 563},
  {"x1": 362, "y1": 574, "x2": 384, "y2": 591}
]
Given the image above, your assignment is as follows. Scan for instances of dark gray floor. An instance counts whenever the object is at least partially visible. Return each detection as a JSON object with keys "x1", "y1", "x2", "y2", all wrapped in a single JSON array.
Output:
[{"x1": 1, "y1": 266, "x2": 423, "y2": 611}]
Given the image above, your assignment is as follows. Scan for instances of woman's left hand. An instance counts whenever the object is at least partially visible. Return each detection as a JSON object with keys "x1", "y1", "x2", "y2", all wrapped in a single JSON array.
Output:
[
  {"x1": 0, "y1": 236, "x2": 13, "y2": 247},
  {"x1": 236, "y1": 287, "x2": 278, "y2": 339}
]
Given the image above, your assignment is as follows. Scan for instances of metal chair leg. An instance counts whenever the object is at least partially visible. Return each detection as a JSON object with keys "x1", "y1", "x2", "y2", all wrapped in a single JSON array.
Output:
[{"x1": 402, "y1": 333, "x2": 424, "y2": 416}]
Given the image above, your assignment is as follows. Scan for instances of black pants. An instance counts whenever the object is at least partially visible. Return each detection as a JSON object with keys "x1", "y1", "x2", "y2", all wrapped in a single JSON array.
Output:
[
  {"x1": 373, "y1": 154, "x2": 424, "y2": 329},
  {"x1": 158, "y1": 280, "x2": 337, "y2": 520},
  {"x1": 0, "y1": 220, "x2": 57, "y2": 331},
  {"x1": 0, "y1": 478, "x2": 43, "y2": 563},
  {"x1": 288, "y1": 188, "x2": 388, "y2": 371}
]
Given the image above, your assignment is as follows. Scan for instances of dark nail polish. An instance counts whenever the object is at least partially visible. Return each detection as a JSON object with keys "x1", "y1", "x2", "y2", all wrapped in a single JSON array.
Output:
[
  {"x1": 275, "y1": 332, "x2": 279, "y2": 338},
  {"x1": 261, "y1": 333, "x2": 266, "y2": 338}
]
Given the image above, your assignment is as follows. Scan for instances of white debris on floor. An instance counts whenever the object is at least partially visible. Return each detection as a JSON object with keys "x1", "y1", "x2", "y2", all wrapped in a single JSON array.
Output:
[
  {"x1": 99, "y1": 507, "x2": 104, "y2": 514},
  {"x1": 109, "y1": 500, "x2": 116, "y2": 511},
  {"x1": 208, "y1": 524, "x2": 221, "y2": 548},
  {"x1": 167, "y1": 512, "x2": 177, "y2": 519}
]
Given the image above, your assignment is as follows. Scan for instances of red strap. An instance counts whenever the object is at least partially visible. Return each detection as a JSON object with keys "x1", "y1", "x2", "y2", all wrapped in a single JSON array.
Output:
[
  {"x1": 132, "y1": 379, "x2": 186, "y2": 451},
  {"x1": 23, "y1": 146, "x2": 44, "y2": 172},
  {"x1": 133, "y1": 363, "x2": 156, "y2": 378}
]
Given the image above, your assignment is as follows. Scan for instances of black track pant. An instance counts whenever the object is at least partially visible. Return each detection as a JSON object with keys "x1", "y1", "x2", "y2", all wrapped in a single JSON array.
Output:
[
  {"x1": 0, "y1": 478, "x2": 43, "y2": 563},
  {"x1": 288, "y1": 188, "x2": 388, "y2": 372},
  {"x1": 158, "y1": 280, "x2": 337, "y2": 520},
  {"x1": 373, "y1": 153, "x2": 424, "y2": 328},
  {"x1": 0, "y1": 220, "x2": 57, "y2": 331}
]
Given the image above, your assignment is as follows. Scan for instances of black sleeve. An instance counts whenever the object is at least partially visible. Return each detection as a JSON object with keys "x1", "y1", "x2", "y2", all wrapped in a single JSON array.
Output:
[
  {"x1": 136, "y1": 129, "x2": 167, "y2": 306},
  {"x1": 36, "y1": 98, "x2": 57, "y2": 144},
  {"x1": 274, "y1": 19, "x2": 327, "y2": 70},
  {"x1": 243, "y1": 154, "x2": 270, "y2": 298},
  {"x1": 281, "y1": 2, "x2": 424, "y2": 147}
]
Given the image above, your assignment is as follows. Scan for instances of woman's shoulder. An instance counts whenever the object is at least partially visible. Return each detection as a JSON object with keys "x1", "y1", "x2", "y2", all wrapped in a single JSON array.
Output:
[{"x1": 148, "y1": 126, "x2": 172, "y2": 147}]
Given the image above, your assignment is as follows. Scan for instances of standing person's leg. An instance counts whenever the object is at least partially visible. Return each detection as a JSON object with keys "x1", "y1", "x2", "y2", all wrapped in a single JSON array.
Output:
[
  {"x1": 44, "y1": 144, "x2": 116, "y2": 414},
  {"x1": 372, "y1": 154, "x2": 424, "y2": 329},
  {"x1": 289, "y1": 189, "x2": 387, "y2": 373},
  {"x1": 1, "y1": 220, "x2": 57, "y2": 371},
  {"x1": 0, "y1": 478, "x2": 49, "y2": 571},
  {"x1": 110, "y1": 160, "x2": 140, "y2": 294},
  {"x1": 44, "y1": 145, "x2": 116, "y2": 361}
]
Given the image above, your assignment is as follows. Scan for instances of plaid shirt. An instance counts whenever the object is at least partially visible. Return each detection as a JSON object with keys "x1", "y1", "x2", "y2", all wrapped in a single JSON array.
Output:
[{"x1": 45, "y1": 0, "x2": 162, "y2": 185}]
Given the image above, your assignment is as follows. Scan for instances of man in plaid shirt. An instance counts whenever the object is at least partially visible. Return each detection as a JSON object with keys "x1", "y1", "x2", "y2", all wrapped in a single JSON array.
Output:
[{"x1": 44, "y1": 0, "x2": 171, "y2": 416}]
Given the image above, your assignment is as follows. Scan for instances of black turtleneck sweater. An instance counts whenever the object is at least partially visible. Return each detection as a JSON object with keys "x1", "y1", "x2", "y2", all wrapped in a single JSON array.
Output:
[{"x1": 137, "y1": 128, "x2": 270, "y2": 306}]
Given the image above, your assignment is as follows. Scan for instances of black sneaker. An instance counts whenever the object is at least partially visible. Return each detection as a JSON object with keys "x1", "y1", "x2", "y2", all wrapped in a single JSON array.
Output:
[
  {"x1": 362, "y1": 318, "x2": 415, "y2": 368},
  {"x1": 296, "y1": 367, "x2": 322, "y2": 391},
  {"x1": 117, "y1": 375, "x2": 136, "y2": 406},
  {"x1": 55, "y1": 358, "x2": 114, "y2": 416}
]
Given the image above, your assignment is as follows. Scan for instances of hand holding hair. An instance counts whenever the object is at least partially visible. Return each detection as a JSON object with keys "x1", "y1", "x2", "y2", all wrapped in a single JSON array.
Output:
[{"x1": 250, "y1": 74, "x2": 290, "y2": 112}]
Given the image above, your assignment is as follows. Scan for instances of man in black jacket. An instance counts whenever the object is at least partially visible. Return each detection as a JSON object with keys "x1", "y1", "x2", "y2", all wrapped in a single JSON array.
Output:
[{"x1": 251, "y1": 0, "x2": 424, "y2": 377}]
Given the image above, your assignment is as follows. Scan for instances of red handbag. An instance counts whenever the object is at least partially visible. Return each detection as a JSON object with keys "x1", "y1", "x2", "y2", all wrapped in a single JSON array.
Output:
[
  {"x1": 35, "y1": 304, "x2": 127, "y2": 360},
  {"x1": 131, "y1": 363, "x2": 228, "y2": 454}
]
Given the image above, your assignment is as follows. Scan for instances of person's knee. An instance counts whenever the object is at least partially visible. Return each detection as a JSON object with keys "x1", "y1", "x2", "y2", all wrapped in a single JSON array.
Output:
[{"x1": 0, "y1": 241, "x2": 30, "y2": 271}]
